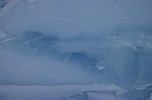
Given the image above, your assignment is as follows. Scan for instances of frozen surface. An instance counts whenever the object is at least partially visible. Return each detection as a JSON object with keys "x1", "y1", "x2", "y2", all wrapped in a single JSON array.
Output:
[
  {"x1": 0, "y1": 0, "x2": 152, "y2": 99},
  {"x1": 0, "y1": 84, "x2": 127, "y2": 100},
  {"x1": 0, "y1": 84, "x2": 152, "y2": 100}
]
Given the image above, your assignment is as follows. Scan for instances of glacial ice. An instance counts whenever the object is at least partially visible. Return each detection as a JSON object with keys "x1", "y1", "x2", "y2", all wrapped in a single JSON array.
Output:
[{"x1": 0, "y1": 0, "x2": 152, "y2": 100}]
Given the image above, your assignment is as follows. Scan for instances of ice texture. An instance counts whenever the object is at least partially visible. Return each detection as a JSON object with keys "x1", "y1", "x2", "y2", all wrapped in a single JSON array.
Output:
[
  {"x1": 0, "y1": 84, "x2": 127, "y2": 100},
  {"x1": 0, "y1": 0, "x2": 152, "y2": 99}
]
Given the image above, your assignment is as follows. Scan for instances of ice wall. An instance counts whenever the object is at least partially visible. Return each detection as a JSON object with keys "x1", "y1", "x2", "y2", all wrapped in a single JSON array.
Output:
[{"x1": 0, "y1": 0, "x2": 152, "y2": 88}]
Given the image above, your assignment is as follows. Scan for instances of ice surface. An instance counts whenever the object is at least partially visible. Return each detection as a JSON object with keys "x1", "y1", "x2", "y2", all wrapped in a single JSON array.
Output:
[
  {"x1": 0, "y1": 0, "x2": 152, "y2": 99},
  {"x1": 1, "y1": 30, "x2": 152, "y2": 87},
  {"x1": 0, "y1": 84, "x2": 126, "y2": 100},
  {"x1": 0, "y1": 84, "x2": 151, "y2": 100}
]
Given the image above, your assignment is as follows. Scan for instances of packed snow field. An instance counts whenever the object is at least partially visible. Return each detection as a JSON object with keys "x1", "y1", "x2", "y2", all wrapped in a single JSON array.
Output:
[{"x1": 0, "y1": 0, "x2": 152, "y2": 100}]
